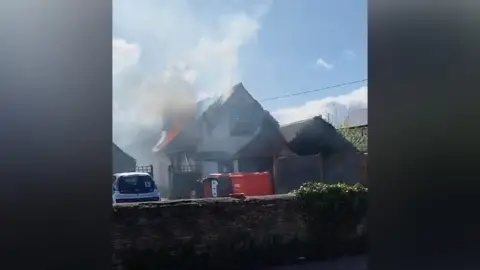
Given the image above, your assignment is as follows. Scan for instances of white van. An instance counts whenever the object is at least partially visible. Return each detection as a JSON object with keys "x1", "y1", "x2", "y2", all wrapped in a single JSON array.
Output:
[{"x1": 112, "y1": 172, "x2": 161, "y2": 204}]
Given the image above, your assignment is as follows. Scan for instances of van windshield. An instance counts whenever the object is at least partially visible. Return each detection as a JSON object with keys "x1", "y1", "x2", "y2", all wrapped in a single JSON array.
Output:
[{"x1": 116, "y1": 175, "x2": 156, "y2": 194}]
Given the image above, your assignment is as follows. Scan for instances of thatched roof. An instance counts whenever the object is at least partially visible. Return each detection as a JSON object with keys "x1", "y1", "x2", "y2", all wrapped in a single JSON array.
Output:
[
  {"x1": 112, "y1": 143, "x2": 135, "y2": 161},
  {"x1": 281, "y1": 116, "x2": 357, "y2": 156},
  {"x1": 158, "y1": 83, "x2": 284, "y2": 159},
  {"x1": 280, "y1": 118, "x2": 315, "y2": 143}
]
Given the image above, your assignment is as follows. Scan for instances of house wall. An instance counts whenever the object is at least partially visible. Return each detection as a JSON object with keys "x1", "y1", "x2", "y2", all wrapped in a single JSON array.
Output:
[
  {"x1": 195, "y1": 157, "x2": 272, "y2": 179},
  {"x1": 274, "y1": 154, "x2": 323, "y2": 194},
  {"x1": 169, "y1": 151, "x2": 199, "y2": 172},
  {"x1": 217, "y1": 160, "x2": 234, "y2": 173},
  {"x1": 201, "y1": 160, "x2": 218, "y2": 177},
  {"x1": 233, "y1": 160, "x2": 239, "y2": 172},
  {"x1": 272, "y1": 152, "x2": 362, "y2": 193},
  {"x1": 165, "y1": 151, "x2": 202, "y2": 199},
  {"x1": 323, "y1": 151, "x2": 362, "y2": 184},
  {"x1": 273, "y1": 151, "x2": 362, "y2": 194},
  {"x1": 169, "y1": 171, "x2": 202, "y2": 199},
  {"x1": 238, "y1": 157, "x2": 273, "y2": 173},
  {"x1": 197, "y1": 118, "x2": 256, "y2": 156},
  {"x1": 152, "y1": 154, "x2": 170, "y2": 193}
]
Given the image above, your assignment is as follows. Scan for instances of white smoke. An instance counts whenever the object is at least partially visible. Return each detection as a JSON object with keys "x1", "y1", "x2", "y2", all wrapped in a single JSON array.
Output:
[
  {"x1": 113, "y1": 39, "x2": 141, "y2": 76},
  {"x1": 272, "y1": 86, "x2": 368, "y2": 126},
  {"x1": 112, "y1": 0, "x2": 272, "y2": 147}
]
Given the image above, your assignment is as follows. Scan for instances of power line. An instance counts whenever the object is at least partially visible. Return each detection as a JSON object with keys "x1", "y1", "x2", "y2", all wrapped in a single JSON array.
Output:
[{"x1": 259, "y1": 78, "x2": 368, "y2": 102}]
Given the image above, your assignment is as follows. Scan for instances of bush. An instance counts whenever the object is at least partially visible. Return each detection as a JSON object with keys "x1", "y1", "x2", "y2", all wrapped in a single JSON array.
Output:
[{"x1": 292, "y1": 182, "x2": 368, "y2": 255}]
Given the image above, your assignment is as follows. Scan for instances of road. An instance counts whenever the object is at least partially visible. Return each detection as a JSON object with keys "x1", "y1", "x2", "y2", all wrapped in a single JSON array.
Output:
[{"x1": 265, "y1": 255, "x2": 367, "y2": 270}]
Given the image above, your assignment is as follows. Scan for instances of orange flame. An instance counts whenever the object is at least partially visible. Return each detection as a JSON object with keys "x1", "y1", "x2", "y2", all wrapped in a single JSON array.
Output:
[
  {"x1": 160, "y1": 101, "x2": 197, "y2": 147},
  {"x1": 163, "y1": 123, "x2": 183, "y2": 145}
]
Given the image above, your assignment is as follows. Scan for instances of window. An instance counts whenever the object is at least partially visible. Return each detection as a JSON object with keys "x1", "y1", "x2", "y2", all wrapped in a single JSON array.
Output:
[
  {"x1": 218, "y1": 161, "x2": 233, "y2": 173},
  {"x1": 231, "y1": 121, "x2": 256, "y2": 136},
  {"x1": 229, "y1": 103, "x2": 259, "y2": 136},
  {"x1": 116, "y1": 175, "x2": 157, "y2": 194}
]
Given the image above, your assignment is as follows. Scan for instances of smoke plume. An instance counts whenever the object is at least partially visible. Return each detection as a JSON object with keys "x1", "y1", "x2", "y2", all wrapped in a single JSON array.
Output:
[{"x1": 112, "y1": 0, "x2": 271, "y2": 149}]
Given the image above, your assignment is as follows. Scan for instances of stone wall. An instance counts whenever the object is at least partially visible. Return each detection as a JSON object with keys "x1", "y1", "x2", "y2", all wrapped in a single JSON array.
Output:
[{"x1": 112, "y1": 195, "x2": 366, "y2": 270}]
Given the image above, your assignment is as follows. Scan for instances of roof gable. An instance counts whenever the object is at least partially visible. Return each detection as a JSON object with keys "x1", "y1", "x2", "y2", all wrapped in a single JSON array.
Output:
[
  {"x1": 159, "y1": 83, "x2": 279, "y2": 156},
  {"x1": 112, "y1": 143, "x2": 135, "y2": 161},
  {"x1": 234, "y1": 111, "x2": 285, "y2": 158},
  {"x1": 280, "y1": 118, "x2": 315, "y2": 143},
  {"x1": 284, "y1": 116, "x2": 358, "y2": 156},
  {"x1": 157, "y1": 83, "x2": 251, "y2": 149}
]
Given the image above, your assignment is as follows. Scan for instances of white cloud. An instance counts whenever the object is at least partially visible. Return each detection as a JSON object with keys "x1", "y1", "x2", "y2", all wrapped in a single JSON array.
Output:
[
  {"x1": 112, "y1": 0, "x2": 271, "y2": 146},
  {"x1": 344, "y1": 49, "x2": 356, "y2": 60},
  {"x1": 316, "y1": 58, "x2": 334, "y2": 70},
  {"x1": 272, "y1": 86, "x2": 368, "y2": 126},
  {"x1": 112, "y1": 38, "x2": 141, "y2": 75}
]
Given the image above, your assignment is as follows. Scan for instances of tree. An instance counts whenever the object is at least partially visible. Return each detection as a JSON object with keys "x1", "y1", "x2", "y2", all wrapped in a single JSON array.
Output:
[{"x1": 337, "y1": 122, "x2": 368, "y2": 153}]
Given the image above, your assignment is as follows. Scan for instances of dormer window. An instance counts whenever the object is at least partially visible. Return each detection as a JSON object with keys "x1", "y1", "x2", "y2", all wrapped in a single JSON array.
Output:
[
  {"x1": 229, "y1": 103, "x2": 259, "y2": 136},
  {"x1": 231, "y1": 121, "x2": 256, "y2": 136}
]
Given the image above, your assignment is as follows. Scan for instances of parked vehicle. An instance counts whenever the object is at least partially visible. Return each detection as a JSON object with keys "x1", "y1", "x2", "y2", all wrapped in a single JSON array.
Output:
[
  {"x1": 112, "y1": 172, "x2": 161, "y2": 204},
  {"x1": 200, "y1": 172, "x2": 274, "y2": 198}
]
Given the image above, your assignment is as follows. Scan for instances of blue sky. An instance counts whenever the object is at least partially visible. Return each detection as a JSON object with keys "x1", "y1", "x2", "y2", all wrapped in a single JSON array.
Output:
[{"x1": 113, "y1": 0, "x2": 367, "y2": 146}]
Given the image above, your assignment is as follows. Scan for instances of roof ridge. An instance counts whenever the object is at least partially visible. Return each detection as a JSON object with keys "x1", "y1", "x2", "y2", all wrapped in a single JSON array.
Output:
[
  {"x1": 113, "y1": 142, "x2": 135, "y2": 160},
  {"x1": 280, "y1": 117, "x2": 314, "y2": 127}
]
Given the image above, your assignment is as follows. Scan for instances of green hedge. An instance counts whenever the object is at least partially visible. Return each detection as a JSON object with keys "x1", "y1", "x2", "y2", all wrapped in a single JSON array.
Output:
[{"x1": 292, "y1": 182, "x2": 368, "y2": 255}]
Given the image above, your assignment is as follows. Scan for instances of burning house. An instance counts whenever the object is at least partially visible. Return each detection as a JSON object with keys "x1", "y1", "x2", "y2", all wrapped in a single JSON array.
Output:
[
  {"x1": 119, "y1": 82, "x2": 365, "y2": 198},
  {"x1": 154, "y1": 83, "x2": 285, "y2": 198}
]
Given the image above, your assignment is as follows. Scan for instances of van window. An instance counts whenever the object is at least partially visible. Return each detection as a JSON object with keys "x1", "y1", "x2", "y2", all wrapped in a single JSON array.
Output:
[{"x1": 117, "y1": 175, "x2": 157, "y2": 194}]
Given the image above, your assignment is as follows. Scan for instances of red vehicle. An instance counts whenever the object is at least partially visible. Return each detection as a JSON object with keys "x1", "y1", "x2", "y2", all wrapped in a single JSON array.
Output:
[{"x1": 201, "y1": 172, "x2": 274, "y2": 198}]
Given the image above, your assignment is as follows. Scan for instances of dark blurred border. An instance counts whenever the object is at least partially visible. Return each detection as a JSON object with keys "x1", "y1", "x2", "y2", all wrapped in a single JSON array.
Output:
[
  {"x1": 1, "y1": 0, "x2": 480, "y2": 270},
  {"x1": 0, "y1": 1, "x2": 112, "y2": 269},
  {"x1": 369, "y1": 1, "x2": 480, "y2": 270}
]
